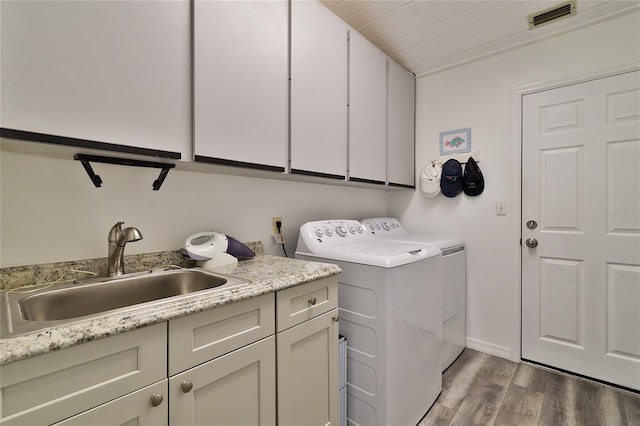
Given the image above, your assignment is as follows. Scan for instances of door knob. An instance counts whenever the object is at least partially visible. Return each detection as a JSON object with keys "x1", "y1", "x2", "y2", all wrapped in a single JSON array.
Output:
[{"x1": 525, "y1": 238, "x2": 538, "y2": 248}]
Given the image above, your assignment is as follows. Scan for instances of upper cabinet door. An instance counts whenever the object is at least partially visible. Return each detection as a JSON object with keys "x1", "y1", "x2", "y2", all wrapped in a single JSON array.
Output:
[
  {"x1": 387, "y1": 61, "x2": 416, "y2": 187},
  {"x1": 0, "y1": 0, "x2": 190, "y2": 158},
  {"x1": 290, "y1": 0, "x2": 348, "y2": 179},
  {"x1": 193, "y1": 1, "x2": 288, "y2": 171},
  {"x1": 348, "y1": 31, "x2": 387, "y2": 185}
]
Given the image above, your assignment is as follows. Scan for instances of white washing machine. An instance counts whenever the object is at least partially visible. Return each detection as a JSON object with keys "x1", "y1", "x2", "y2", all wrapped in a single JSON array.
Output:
[
  {"x1": 296, "y1": 219, "x2": 442, "y2": 426},
  {"x1": 361, "y1": 217, "x2": 466, "y2": 371}
]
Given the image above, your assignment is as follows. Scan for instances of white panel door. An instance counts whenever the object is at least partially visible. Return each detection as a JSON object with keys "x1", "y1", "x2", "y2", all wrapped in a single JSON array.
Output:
[
  {"x1": 194, "y1": 0, "x2": 288, "y2": 170},
  {"x1": 290, "y1": 0, "x2": 348, "y2": 179},
  {"x1": 522, "y1": 70, "x2": 640, "y2": 390},
  {"x1": 387, "y1": 61, "x2": 416, "y2": 187},
  {"x1": 348, "y1": 30, "x2": 387, "y2": 184}
]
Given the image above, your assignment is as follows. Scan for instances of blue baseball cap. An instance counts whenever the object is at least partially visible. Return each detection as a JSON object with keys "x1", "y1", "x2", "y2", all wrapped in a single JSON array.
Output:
[{"x1": 440, "y1": 159, "x2": 463, "y2": 197}]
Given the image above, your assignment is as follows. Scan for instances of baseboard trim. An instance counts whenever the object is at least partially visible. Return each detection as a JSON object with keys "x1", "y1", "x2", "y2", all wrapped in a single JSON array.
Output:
[{"x1": 465, "y1": 337, "x2": 514, "y2": 361}]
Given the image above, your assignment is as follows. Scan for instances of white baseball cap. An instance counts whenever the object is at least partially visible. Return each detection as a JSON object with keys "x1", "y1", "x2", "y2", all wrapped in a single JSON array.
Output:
[{"x1": 420, "y1": 161, "x2": 442, "y2": 198}]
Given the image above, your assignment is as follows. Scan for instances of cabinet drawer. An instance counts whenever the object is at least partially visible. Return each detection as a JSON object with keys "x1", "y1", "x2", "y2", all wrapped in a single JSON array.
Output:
[
  {"x1": 168, "y1": 293, "x2": 275, "y2": 375},
  {"x1": 54, "y1": 380, "x2": 168, "y2": 426},
  {"x1": 276, "y1": 277, "x2": 338, "y2": 332},
  {"x1": 0, "y1": 323, "x2": 167, "y2": 426}
]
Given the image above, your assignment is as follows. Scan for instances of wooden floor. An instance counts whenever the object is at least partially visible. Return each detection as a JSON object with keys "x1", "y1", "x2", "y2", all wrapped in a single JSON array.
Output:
[{"x1": 419, "y1": 349, "x2": 640, "y2": 426}]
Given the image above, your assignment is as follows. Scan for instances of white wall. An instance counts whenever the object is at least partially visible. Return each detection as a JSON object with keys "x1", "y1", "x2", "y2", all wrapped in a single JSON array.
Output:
[
  {"x1": 0, "y1": 152, "x2": 388, "y2": 267},
  {"x1": 389, "y1": 11, "x2": 640, "y2": 360}
]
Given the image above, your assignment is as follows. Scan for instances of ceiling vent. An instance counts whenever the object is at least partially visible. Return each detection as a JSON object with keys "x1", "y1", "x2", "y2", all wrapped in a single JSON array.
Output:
[{"x1": 528, "y1": 0, "x2": 576, "y2": 30}]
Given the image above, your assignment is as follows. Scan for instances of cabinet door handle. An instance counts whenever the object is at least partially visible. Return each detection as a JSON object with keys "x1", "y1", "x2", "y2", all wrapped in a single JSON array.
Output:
[
  {"x1": 332, "y1": 315, "x2": 339, "y2": 322},
  {"x1": 181, "y1": 381, "x2": 193, "y2": 393},
  {"x1": 150, "y1": 393, "x2": 164, "y2": 407},
  {"x1": 308, "y1": 297, "x2": 317, "y2": 306}
]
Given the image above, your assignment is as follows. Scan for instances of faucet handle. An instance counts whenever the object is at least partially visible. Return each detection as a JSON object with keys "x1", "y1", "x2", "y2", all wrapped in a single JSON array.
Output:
[{"x1": 108, "y1": 221, "x2": 125, "y2": 242}]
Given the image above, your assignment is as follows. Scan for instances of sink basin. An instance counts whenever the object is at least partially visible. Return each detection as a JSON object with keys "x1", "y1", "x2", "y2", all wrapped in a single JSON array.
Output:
[{"x1": 1, "y1": 268, "x2": 246, "y2": 337}]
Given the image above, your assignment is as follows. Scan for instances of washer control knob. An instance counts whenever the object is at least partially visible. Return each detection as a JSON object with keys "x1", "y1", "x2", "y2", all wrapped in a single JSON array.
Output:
[
  {"x1": 336, "y1": 226, "x2": 347, "y2": 237},
  {"x1": 315, "y1": 229, "x2": 324, "y2": 237},
  {"x1": 325, "y1": 228, "x2": 333, "y2": 237},
  {"x1": 357, "y1": 226, "x2": 364, "y2": 233},
  {"x1": 348, "y1": 225, "x2": 356, "y2": 234},
  {"x1": 382, "y1": 222, "x2": 390, "y2": 230}
]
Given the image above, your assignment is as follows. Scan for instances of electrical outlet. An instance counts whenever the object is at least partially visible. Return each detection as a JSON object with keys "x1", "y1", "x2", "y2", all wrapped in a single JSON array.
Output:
[
  {"x1": 496, "y1": 201, "x2": 507, "y2": 216},
  {"x1": 272, "y1": 216, "x2": 282, "y2": 234}
]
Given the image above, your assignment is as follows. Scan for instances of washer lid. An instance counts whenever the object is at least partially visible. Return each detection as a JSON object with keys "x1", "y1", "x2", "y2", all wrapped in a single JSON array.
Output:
[
  {"x1": 360, "y1": 217, "x2": 464, "y2": 250},
  {"x1": 389, "y1": 233, "x2": 465, "y2": 250},
  {"x1": 345, "y1": 240, "x2": 434, "y2": 257},
  {"x1": 297, "y1": 239, "x2": 441, "y2": 268}
]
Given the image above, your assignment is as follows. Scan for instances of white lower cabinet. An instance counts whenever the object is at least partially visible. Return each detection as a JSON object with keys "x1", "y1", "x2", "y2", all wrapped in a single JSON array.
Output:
[
  {"x1": 0, "y1": 278, "x2": 339, "y2": 426},
  {"x1": 169, "y1": 336, "x2": 276, "y2": 426},
  {"x1": 0, "y1": 323, "x2": 167, "y2": 426},
  {"x1": 276, "y1": 277, "x2": 340, "y2": 426},
  {"x1": 167, "y1": 293, "x2": 276, "y2": 425},
  {"x1": 277, "y1": 309, "x2": 339, "y2": 426}
]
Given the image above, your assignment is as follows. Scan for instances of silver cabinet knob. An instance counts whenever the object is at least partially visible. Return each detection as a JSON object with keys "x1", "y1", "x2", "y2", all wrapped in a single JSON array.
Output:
[
  {"x1": 525, "y1": 238, "x2": 538, "y2": 248},
  {"x1": 308, "y1": 297, "x2": 317, "y2": 306},
  {"x1": 181, "y1": 381, "x2": 193, "y2": 393},
  {"x1": 150, "y1": 393, "x2": 163, "y2": 407},
  {"x1": 332, "y1": 315, "x2": 339, "y2": 322}
]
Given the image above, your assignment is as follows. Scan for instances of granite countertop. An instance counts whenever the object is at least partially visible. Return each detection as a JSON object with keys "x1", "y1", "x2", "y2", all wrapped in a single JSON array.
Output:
[{"x1": 0, "y1": 255, "x2": 341, "y2": 365}]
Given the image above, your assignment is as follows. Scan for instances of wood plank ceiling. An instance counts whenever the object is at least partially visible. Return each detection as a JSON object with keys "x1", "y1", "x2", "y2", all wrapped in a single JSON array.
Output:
[{"x1": 320, "y1": 0, "x2": 640, "y2": 76}]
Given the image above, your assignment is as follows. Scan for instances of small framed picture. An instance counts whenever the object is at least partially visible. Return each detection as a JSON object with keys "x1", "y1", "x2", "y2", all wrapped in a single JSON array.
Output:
[{"x1": 439, "y1": 128, "x2": 471, "y2": 155}]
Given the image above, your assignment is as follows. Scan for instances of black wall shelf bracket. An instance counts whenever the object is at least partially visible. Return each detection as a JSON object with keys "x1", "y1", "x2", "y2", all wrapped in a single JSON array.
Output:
[{"x1": 74, "y1": 154, "x2": 176, "y2": 190}]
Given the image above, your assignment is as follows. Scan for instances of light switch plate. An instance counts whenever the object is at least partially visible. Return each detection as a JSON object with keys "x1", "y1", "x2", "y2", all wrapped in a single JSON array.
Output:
[{"x1": 496, "y1": 201, "x2": 507, "y2": 216}]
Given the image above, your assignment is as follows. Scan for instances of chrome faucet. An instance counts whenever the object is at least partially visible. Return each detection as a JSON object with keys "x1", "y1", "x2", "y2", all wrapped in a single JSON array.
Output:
[{"x1": 107, "y1": 221, "x2": 143, "y2": 277}]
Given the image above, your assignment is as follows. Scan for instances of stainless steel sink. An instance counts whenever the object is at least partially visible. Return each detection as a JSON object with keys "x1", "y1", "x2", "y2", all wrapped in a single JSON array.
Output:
[{"x1": 1, "y1": 268, "x2": 246, "y2": 337}]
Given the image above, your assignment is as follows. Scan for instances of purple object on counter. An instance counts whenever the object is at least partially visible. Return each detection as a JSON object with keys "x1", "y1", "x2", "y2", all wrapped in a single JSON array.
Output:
[{"x1": 226, "y1": 235, "x2": 256, "y2": 259}]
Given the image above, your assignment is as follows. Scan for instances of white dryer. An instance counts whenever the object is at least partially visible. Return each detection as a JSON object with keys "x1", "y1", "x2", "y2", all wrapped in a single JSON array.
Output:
[
  {"x1": 361, "y1": 217, "x2": 466, "y2": 371},
  {"x1": 296, "y1": 220, "x2": 442, "y2": 426}
]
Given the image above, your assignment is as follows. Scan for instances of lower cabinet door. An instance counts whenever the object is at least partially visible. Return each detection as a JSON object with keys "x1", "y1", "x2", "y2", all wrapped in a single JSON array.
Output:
[
  {"x1": 53, "y1": 381, "x2": 168, "y2": 426},
  {"x1": 169, "y1": 336, "x2": 276, "y2": 426},
  {"x1": 277, "y1": 309, "x2": 339, "y2": 426}
]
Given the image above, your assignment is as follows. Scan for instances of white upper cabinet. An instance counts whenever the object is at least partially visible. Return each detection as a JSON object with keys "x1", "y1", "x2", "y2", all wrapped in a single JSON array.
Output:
[
  {"x1": 0, "y1": 0, "x2": 190, "y2": 158},
  {"x1": 193, "y1": 1, "x2": 288, "y2": 171},
  {"x1": 387, "y1": 60, "x2": 416, "y2": 187},
  {"x1": 290, "y1": 0, "x2": 349, "y2": 179},
  {"x1": 348, "y1": 30, "x2": 387, "y2": 184}
]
